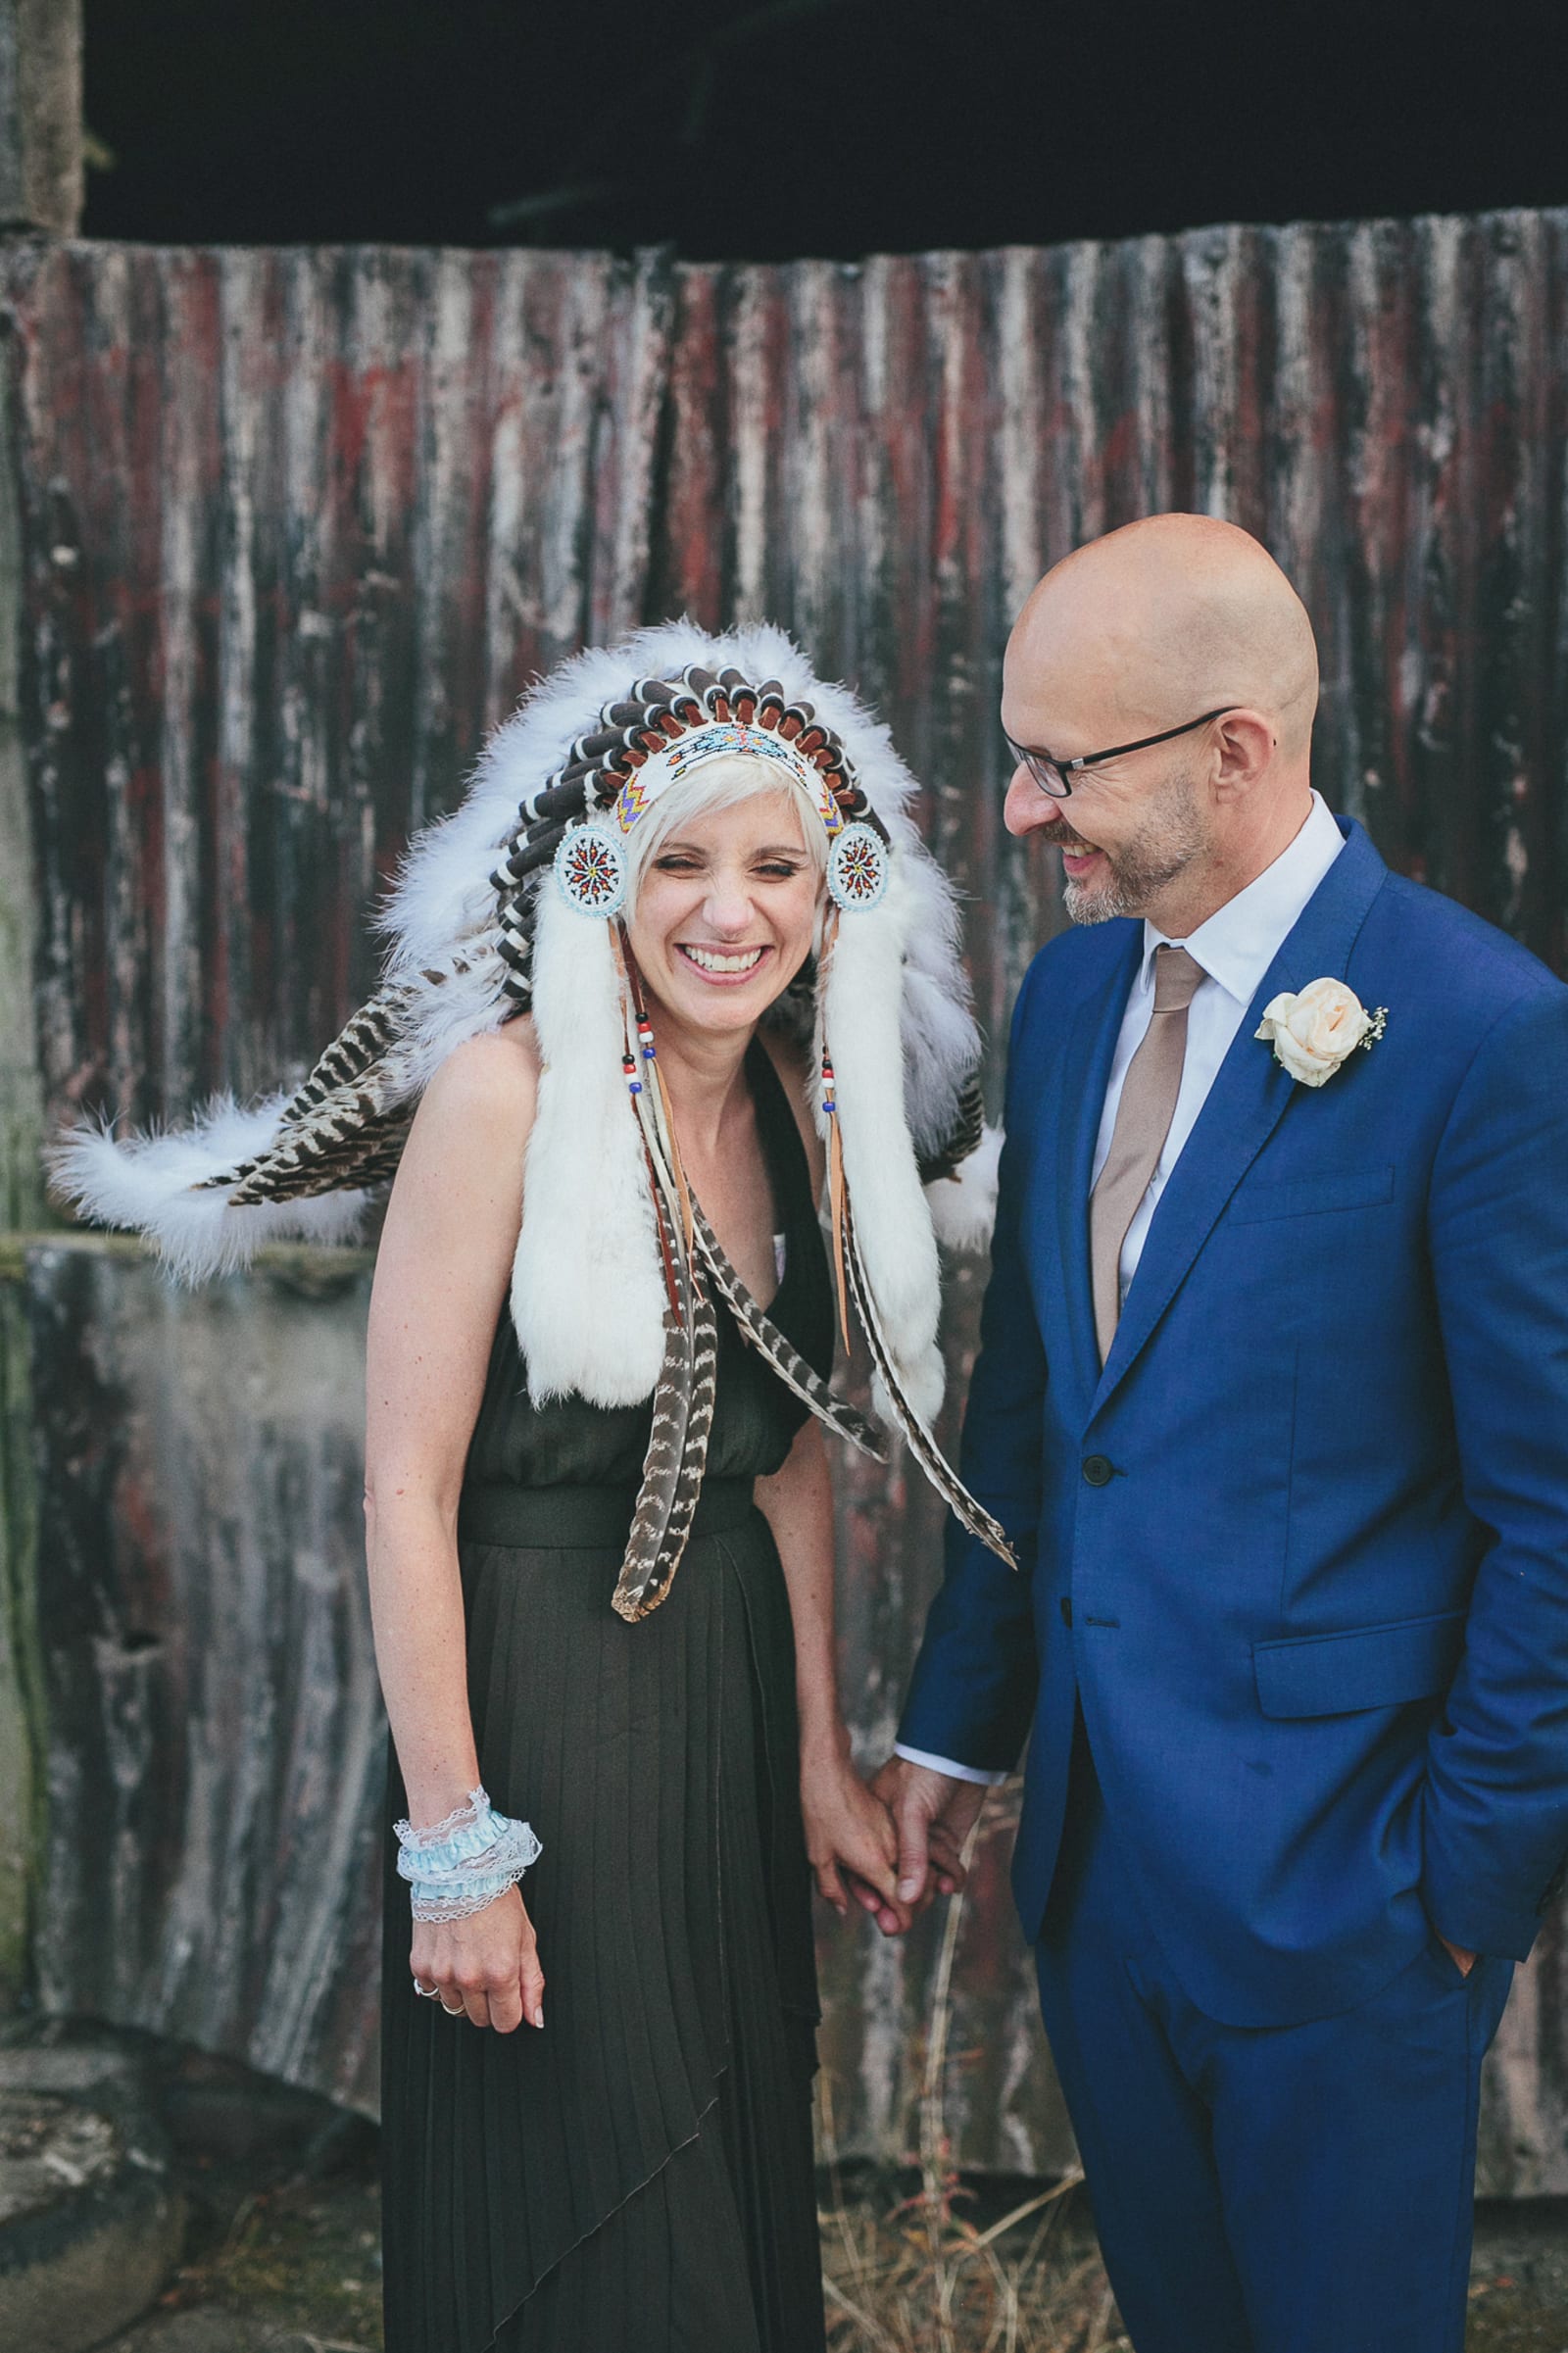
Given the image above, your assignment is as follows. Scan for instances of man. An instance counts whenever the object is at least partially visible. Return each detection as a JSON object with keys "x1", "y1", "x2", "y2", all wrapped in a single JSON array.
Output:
[{"x1": 872, "y1": 515, "x2": 1568, "y2": 2353}]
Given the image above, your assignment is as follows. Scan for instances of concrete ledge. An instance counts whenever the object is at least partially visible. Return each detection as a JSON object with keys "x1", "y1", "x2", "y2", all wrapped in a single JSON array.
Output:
[{"x1": 0, "y1": 2036, "x2": 184, "y2": 2352}]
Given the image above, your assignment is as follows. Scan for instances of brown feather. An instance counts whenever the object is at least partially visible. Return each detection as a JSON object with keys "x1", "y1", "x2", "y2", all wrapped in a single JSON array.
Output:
[
  {"x1": 612, "y1": 1154, "x2": 719, "y2": 1621},
  {"x1": 688, "y1": 1199, "x2": 886, "y2": 1461},
  {"x1": 918, "y1": 1070, "x2": 987, "y2": 1185},
  {"x1": 842, "y1": 1196, "x2": 1017, "y2": 1570},
  {"x1": 610, "y1": 1049, "x2": 724, "y2": 1621}
]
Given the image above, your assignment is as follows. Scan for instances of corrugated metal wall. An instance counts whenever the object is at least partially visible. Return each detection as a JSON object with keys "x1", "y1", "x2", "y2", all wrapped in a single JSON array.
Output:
[{"x1": 4, "y1": 211, "x2": 1566, "y2": 2185}]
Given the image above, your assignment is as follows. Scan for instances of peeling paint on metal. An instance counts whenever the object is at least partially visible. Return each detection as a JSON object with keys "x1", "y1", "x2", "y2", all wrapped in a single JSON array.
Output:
[{"x1": 3, "y1": 211, "x2": 1566, "y2": 2178}]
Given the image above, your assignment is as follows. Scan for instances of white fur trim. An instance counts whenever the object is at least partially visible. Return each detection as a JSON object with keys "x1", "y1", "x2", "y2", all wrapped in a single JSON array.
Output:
[
  {"x1": 821, "y1": 863, "x2": 946, "y2": 1427},
  {"x1": 49, "y1": 1100, "x2": 373, "y2": 1278},
  {"x1": 511, "y1": 884, "x2": 666, "y2": 1406},
  {"x1": 924, "y1": 1123, "x2": 1003, "y2": 1254}
]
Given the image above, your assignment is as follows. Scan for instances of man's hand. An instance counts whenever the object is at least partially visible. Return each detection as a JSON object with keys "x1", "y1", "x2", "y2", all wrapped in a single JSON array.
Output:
[
  {"x1": 1438, "y1": 1933, "x2": 1476, "y2": 1980},
  {"x1": 850, "y1": 1757, "x2": 989, "y2": 1935}
]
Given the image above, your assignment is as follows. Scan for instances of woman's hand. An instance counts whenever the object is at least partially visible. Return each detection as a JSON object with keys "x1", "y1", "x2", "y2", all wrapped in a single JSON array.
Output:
[
  {"x1": 800, "y1": 1743, "x2": 909, "y2": 1929},
  {"x1": 410, "y1": 1885, "x2": 546, "y2": 2032}
]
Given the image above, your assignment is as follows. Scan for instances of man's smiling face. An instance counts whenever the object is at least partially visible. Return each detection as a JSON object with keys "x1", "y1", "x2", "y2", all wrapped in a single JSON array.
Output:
[{"x1": 1000, "y1": 649, "x2": 1212, "y2": 927}]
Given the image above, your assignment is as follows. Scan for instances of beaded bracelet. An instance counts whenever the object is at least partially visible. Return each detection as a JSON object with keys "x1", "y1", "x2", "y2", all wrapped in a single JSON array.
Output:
[{"x1": 394, "y1": 1787, "x2": 542, "y2": 1924}]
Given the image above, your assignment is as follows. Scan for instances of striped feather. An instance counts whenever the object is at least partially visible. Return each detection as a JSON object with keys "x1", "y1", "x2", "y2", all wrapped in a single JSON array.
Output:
[
  {"x1": 220, "y1": 1099, "x2": 416, "y2": 1204},
  {"x1": 192, "y1": 952, "x2": 505, "y2": 1206},
  {"x1": 917, "y1": 1070, "x2": 986, "y2": 1185},
  {"x1": 610, "y1": 1054, "x2": 721, "y2": 1620},
  {"x1": 612, "y1": 1179, "x2": 718, "y2": 1622},
  {"x1": 688, "y1": 1199, "x2": 887, "y2": 1462},
  {"x1": 842, "y1": 1197, "x2": 1017, "y2": 1570}
]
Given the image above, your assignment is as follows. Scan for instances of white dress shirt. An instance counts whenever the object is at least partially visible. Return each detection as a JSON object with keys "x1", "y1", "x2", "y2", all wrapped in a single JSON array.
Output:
[{"x1": 897, "y1": 794, "x2": 1346, "y2": 1786}]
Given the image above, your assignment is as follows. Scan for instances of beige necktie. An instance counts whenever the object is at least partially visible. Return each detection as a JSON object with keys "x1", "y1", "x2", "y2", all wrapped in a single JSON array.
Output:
[{"x1": 1090, "y1": 945, "x2": 1206, "y2": 1363}]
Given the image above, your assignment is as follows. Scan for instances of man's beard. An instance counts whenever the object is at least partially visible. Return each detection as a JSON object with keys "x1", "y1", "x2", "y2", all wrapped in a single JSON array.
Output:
[{"x1": 1058, "y1": 771, "x2": 1206, "y2": 925}]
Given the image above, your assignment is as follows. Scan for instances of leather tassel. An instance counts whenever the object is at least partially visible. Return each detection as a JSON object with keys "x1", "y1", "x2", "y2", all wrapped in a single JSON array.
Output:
[
  {"x1": 822, "y1": 1047, "x2": 853, "y2": 1356},
  {"x1": 618, "y1": 927, "x2": 699, "y2": 1258},
  {"x1": 644, "y1": 1138, "x2": 684, "y2": 1321},
  {"x1": 842, "y1": 1191, "x2": 1018, "y2": 1571},
  {"x1": 613, "y1": 925, "x2": 696, "y2": 1261},
  {"x1": 612, "y1": 937, "x2": 683, "y2": 1322},
  {"x1": 650, "y1": 1052, "x2": 696, "y2": 1263}
]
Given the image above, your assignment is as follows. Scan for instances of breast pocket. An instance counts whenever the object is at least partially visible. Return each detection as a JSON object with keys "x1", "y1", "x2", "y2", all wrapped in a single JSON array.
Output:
[{"x1": 1228, "y1": 1164, "x2": 1396, "y2": 1225}]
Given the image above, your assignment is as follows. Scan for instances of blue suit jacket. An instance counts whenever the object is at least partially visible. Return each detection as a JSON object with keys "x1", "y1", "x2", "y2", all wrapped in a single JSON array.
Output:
[{"x1": 900, "y1": 819, "x2": 1568, "y2": 2028}]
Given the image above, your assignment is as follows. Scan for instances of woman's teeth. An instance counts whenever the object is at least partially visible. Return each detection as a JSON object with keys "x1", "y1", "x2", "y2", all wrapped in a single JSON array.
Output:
[{"x1": 682, "y1": 945, "x2": 765, "y2": 973}]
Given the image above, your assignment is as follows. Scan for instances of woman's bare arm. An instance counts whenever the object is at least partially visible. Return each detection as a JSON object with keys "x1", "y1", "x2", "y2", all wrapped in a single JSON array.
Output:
[
  {"x1": 364, "y1": 1022, "x2": 544, "y2": 2029},
  {"x1": 754, "y1": 1415, "x2": 905, "y2": 1926}
]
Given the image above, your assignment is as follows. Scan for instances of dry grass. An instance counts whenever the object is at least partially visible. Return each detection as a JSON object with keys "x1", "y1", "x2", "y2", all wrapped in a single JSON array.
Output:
[{"x1": 816, "y1": 1818, "x2": 1128, "y2": 2353}]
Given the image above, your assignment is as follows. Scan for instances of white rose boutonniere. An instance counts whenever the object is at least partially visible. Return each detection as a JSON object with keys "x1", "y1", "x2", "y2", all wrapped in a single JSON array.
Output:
[{"x1": 1255, "y1": 978, "x2": 1388, "y2": 1088}]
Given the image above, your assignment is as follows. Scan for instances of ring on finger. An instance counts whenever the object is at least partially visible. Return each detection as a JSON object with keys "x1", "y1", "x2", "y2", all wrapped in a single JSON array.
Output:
[
  {"x1": 412, "y1": 1976, "x2": 439, "y2": 1999},
  {"x1": 438, "y1": 1997, "x2": 465, "y2": 2017}
]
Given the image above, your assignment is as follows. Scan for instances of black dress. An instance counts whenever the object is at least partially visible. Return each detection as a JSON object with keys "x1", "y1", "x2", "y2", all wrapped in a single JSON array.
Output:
[{"x1": 379, "y1": 1043, "x2": 833, "y2": 2353}]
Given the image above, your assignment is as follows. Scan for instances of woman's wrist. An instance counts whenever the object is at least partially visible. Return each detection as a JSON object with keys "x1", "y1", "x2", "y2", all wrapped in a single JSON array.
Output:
[
  {"x1": 394, "y1": 1786, "x2": 542, "y2": 1921},
  {"x1": 398, "y1": 1773, "x2": 486, "y2": 1843},
  {"x1": 797, "y1": 1711, "x2": 853, "y2": 1772}
]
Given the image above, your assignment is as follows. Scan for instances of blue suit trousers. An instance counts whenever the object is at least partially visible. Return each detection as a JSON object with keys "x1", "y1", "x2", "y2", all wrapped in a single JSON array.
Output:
[{"x1": 1036, "y1": 1719, "x2": 1515, "y2": 2353}]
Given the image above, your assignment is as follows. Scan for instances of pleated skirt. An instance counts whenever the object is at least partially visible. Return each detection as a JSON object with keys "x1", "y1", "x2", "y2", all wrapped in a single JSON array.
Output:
[{"x1": 379, "y1": 1479, "x2": 826, "y2": 2353}]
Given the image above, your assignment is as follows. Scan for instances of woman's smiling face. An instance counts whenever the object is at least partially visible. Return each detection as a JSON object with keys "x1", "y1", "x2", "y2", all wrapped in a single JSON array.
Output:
[{"x1": 625, "y1": 787, "x2": 820, "y2": 1038}]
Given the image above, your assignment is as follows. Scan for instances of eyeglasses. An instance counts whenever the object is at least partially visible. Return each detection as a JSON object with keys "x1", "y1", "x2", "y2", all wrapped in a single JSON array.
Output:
[{"x1": 1003, "y1": 707, "x2": 1238, "y2": 799}]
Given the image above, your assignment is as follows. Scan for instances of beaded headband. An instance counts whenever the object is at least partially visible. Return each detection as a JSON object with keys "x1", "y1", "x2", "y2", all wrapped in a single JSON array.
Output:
[
  {"x1": 613, "y1": 722, "x2": 843, "y2": 834},
  {"x1": 527, "y1": 672, "x2": 890, "y2": 926},
  {"x1": 488, "y1": 662, "x2": 893, "y2": 981}
]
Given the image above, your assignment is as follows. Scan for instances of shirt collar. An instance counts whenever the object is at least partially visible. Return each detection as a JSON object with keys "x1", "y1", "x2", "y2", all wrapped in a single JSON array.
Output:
[{"x1": 1141, "y1": 791, "x2": 1346, "y2": 1007}]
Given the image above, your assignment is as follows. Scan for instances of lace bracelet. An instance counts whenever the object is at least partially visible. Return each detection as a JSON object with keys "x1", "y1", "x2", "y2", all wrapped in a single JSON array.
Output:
[{"x1": 394, "y1": 1787, "x2": 542, "y2": 1923}]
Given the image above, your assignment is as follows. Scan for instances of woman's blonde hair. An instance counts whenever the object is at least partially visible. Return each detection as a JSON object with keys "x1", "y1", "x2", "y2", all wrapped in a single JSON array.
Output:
[{"x1": 622, "y1": 755, "x2": 832, "y2": 907}]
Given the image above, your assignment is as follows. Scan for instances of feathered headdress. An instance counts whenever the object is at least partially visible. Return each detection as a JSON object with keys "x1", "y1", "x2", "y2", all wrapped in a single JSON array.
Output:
[{"x1": 54, "y1": 621, "x2": 1013, "y2": 1615}]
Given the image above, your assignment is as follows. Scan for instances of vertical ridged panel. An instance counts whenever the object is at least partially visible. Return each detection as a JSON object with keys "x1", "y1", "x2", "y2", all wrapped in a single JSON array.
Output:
[{"x1": 4, "y1": 213, "x2": 1565, "y2": 2181}]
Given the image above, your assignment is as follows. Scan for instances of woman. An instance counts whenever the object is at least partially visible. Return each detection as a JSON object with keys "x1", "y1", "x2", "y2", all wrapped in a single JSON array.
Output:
[{"x1": 56, "y1": 624, "x2": 1011, "y2": 2352}]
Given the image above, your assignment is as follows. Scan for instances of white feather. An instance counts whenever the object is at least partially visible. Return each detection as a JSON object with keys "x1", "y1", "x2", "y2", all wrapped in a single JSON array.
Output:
[
  {"x1": 511, "y1": 883, "x2": 665, "y2": 1406},
  {"x1": 925, "y1": 1122, "x2": 1003, "y2": 1254},
  {"x1": 49, "y1": 1101, "x2": 372, "y2": 1278}
]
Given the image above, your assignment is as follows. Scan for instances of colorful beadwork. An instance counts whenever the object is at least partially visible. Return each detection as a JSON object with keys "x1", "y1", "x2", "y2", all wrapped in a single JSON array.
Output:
[
  {"x1": 612, "y1": 721, "x2": 844, "y2": 839},
  {"x1": 554, "y1": 819, "x2": 629, "y2": 917},
  {"x1": 827, "y1": 820, "x2": 890, "y2": 910}
]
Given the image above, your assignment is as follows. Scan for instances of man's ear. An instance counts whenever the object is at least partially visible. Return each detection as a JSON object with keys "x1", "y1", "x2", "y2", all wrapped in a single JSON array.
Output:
[{"x1": 1209, "y1": 709, "x2": 1276, "y2": 802}]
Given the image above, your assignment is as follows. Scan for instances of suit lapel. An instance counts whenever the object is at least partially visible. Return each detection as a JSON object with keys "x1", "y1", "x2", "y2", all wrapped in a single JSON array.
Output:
[
  {"x1": 1093, "y1": 821, "x2": 1388, "y2": 1410},
  {"x1": 1053, "y1": 924, "x2": 1142, "y2": 1410}
]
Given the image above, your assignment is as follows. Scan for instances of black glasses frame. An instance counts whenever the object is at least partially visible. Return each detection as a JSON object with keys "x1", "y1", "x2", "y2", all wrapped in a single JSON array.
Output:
[{"x1": 1004, "y1": 706, "x2": 1238, "y2": 799}]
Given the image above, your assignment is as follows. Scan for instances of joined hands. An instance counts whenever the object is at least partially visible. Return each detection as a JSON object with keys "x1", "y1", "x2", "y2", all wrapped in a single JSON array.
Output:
[{"x1": 807, "y1": 1756, "x2": 989, "y2": 1937}]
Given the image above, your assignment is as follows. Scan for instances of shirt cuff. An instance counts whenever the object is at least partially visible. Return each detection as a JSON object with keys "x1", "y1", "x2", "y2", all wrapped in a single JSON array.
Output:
[{"x1": 894, "y1": 1742, "x2": 1008, "y2": 1788}]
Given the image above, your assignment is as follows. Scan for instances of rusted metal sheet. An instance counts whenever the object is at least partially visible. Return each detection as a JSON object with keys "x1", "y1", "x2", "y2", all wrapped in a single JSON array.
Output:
[
  {"x1": 18, "y1": 1239, "x2": 383, "y2": 2112},
  {"x1": 3, "y1": 211, "x2": 1567, "y2": 2182}
]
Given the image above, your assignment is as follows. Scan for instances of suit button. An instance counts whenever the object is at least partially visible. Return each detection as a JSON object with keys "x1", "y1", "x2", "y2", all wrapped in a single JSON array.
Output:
[
  {"x1": 1059, "y1": 1596, "x2": 1073, "y2": 1628},
  {"x1": 1082, "y1": 1454, "x2": 1114, "y2": 1487}
]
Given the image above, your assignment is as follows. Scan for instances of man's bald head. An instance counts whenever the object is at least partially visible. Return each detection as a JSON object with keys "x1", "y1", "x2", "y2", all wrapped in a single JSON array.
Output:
[
  {"x1": 1002, "y1": 517, "x2": 1323, "y2": 935},
  {"x1": 1007, "y1": 515, "x2": 1319, "y2": 760}
]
